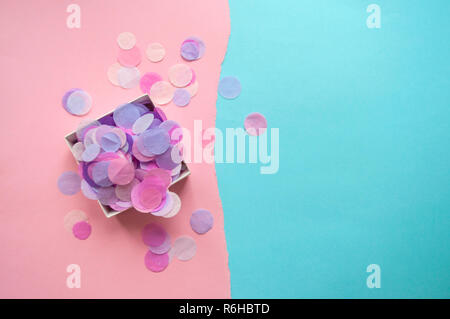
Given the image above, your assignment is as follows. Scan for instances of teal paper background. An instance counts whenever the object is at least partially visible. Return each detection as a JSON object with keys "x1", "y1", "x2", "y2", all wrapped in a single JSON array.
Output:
[{"x1": 216, "y1": 0, "x2": 450, "y2": 298}]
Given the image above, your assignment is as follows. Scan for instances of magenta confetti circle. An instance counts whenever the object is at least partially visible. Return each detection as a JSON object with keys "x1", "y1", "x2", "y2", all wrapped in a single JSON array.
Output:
[
  {"x1": 72, "y1": 221, "x2": 92, "y2": 240},
  {"x1": 144, "y1": 250, "x2": 169, "y2": 272},
  {"x1": 142, "y1": 223, "x2": 167, "y2": 247}
]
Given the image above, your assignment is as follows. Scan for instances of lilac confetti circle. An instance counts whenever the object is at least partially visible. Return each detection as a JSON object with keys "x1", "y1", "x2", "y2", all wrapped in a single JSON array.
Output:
[
  {"x1": 172, "y1": 88, "x2": 191, "y2": 107},
  {"x1": 137, "y1": 127, "x2": 170, "y2": 156},
  {"x1": 155, "y1": 145, "x2": 182, "y2": 170},
  {"x1": 113, "y1": 103, "x2": 141, "y2": 129},
  {"x1": 91, "y1": 161, "x2": 113, "y2": 187},
  {"x1": 97, "y1": 186, "x2": 118, "y2": 205},
  {"x1": 190, "y1": 209, "x2": 214, "y2": 234},
  {"x1": 81, "y1": 143, "x2": 101, "y2": 162},
  {"x1": 101, "y1": 132, "x2": 121, "y2": 152},
  {"x1": 180, "y1": 40, "x2": 200, "y2": 61},
  {"x1": 63, "y1": 89, "x2": 92, "y2": 116},
  {"x1": 57, "y1": 171, "x2": 82, "y2": 195},
  {"x1": 218, "y1": 76, "x2": 241, "y2": 99}
]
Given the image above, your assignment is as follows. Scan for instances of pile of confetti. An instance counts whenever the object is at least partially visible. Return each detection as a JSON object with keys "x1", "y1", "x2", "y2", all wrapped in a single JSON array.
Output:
[{"x1": 58, "y1": 103, "x2": 184, "y2": 217}]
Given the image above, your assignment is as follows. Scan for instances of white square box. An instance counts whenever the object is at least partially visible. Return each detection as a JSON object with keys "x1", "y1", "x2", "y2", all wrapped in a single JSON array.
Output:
[{"x1": 64, "y1": 94, "x2": 190, "y2": 218}]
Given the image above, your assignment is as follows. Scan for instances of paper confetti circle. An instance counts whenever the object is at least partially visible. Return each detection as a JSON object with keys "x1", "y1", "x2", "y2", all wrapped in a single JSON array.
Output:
[
  {"x1": 115, "y1": 178, "x2": 139, "y2": 202},
  {"x1": 117, "y1": 67, "x2": 140, "y2": 89},
  {"x1": 180, "y1": 36, "x2": 205, "y2": 61},
  {"x1": 218, "y1": 76, "x2": 241, "y2": 99},
  {"x1": 180, "y1": 40, "x2": 199, "y2": 61},
  {"x1": 118, "y1": 46, "x2": 142, "y2": 67},
  {"x1": 190, "y1": 209, "x2": 214, "y2": 234},
  {"x1": 62, "y1": 89, "x2": 92, "y2": 116},
  {"x1": 139, "y1": 72, "x2": 162, "y2": 94},
  {"x1": 149, "y1": 233, "x2": 171, "y2": 254},
  {"x1": 64, "y1": 209, "x2": 88, "y2": 232},
  {"x1": 155, "y1": 145, "x2": 182, "y2": 170},
  {"x1": 244, "y1": 112, "x2": 267, "y2": 136},
  {"x1": 113, "y1": 103, "x2": 141, "y2": 129},
  {"x1": 173, "y1": 236, "x2": 197, "y2": 261},
  {"x1": 173, "y1": 88, "x2": 191, "y2": 107},
  {"x1": 146, "y1": 42, "x2": 166, "y2": 62},
  {"x1": 142, "y1": 223, "x2": 167, "y2": 247},
  {"x1": 101, "y1": 132, "x2": 121, "y2": 152},
  {"x1": 91, "y1": 161, "x2": 113, "y2": 187},
  {"x1": 168, "y1": 64, "x2": 193, "y2": 88},
  {"x1": 81, "y1": 143, "x2": 101, "y2": 162},
  {"x1": 149, "y1": 81, "x2": 174, "y2": 105},
  {"x1": 107, "y1": 158, "x2": 135, "y2": 185},
  {"x1": 72, "y1": 221, "x2": 92, "y2": 240},
  {"x1": 80, "y1": 179, "x2": 98, "y2": 200},
  {"x1": 132, "y1": 113, "x2": 154, "y2": 134},
  {"x1": 97, "y1": 186, "x2": 118, "y2": 205},
  {"x1": 144, "y1": 250, "x2": 169, "y2": 272},
  {"x1": 117, "y1": 32, "x2": 136, "y2": 50},
  {"x1": 57, "y1": 171, "x2": 82, "y2": 195},
  {"x1": 137, "y1": 127, "x2": 170, "y2": 156}
]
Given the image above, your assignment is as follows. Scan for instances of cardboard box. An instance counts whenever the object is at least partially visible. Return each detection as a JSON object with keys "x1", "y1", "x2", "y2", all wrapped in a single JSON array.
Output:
[{"x1": 64, "y1": 94, "x2": 190, "y2": 218}]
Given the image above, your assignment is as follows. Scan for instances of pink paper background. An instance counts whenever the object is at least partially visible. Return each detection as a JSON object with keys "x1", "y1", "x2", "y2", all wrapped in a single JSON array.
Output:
[{"x1": 0, "y1": 0, "x2": 231, "y2": 298}]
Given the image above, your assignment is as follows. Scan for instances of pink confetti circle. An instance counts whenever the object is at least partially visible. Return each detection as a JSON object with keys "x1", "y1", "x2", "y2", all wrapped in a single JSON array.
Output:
[
  {"x1": 72, "y1": 221, "x2": 92, "y2": 240},
  {"x1": 142, "y1": 223, "x2": 167, "y2": 247},
  {"x1": 144, "y1": 250, "x2": 169, "y2": 272},
  {"x1": 149, "y1": 81, "x2": 174, "y2": 105},
  {"x1": 244, "y1": 112, "x2": 267, "y2": 136},
  {"x1": 139, "y1": 72, "x2": 162, "y2": 94},
  {"x1": 117, "y1": 32, "x2": 136, "y2": 50},
  {"x1": 117, "y1": 46, "x2": 142, "y2": 67},
  {"x1": 146, "y1": 42, "x2": 165, "y2": 62},
  {"x1": 168, "y1": 64, "x2": 193, "y2": 88},
  {"x1": 64, "y1": 209, "x2": 88, "y2": 232},
  {"x1": 148, "y1": 233, "x2": 171, "y2": 254},
  {"x1": 107, "y1": 158, "x2": 135, "y2": 185}
]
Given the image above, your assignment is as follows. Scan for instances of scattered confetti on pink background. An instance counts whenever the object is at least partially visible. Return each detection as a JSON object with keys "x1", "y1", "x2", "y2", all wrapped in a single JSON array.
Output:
[{"x1": 0, "y1": 0, "x2": 230, "y2": 298}]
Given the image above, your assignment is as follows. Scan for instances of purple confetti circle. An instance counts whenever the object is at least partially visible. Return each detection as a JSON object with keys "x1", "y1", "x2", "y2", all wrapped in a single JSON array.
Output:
[
  {"x1": 190, "y1": 209, "x2": 214, "y2": 234},
  {"x1": 57, "y1": 171, "x2": 82, "y2": 195},
  {"x1": 172, "y1": 88, "x2": 191, "y2": 107}
]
